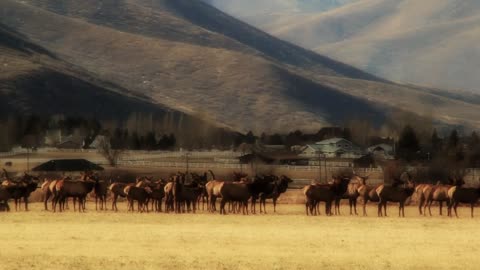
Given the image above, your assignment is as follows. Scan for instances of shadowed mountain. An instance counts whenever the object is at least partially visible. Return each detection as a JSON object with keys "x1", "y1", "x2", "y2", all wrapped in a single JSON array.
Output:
[
  {"x1": 0, "y1": 24, "x2": 236, "y2": 145},
  {"x1": 1, "y1": 0, "x2": 479, "y2": 133}
]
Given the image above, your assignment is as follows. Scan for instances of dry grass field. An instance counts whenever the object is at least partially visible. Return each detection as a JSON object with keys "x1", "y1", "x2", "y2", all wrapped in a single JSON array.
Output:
[{"x1": 0, "y1": 203, "x2": 479, "y2": 270}]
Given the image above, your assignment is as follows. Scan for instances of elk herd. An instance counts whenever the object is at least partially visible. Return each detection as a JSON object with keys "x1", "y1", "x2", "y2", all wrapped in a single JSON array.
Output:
[{"x1": 1, "y1": 168, "x2": 480, "y2": 218}]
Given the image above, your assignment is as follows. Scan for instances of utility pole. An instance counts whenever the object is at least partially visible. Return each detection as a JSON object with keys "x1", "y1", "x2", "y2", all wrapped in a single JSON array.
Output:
[
  {"x1": 185, "y1": 152, "x2": 191, "y2": 174},
  {"x1": 26, "y1": 147, "x2": 30, "y2": 172},
  {"x1": 324, "y1": 154, "x2": 328, "y2": 183},
  {"x1": 318, "y1": 150, "x2": 322, "y2": 183}
]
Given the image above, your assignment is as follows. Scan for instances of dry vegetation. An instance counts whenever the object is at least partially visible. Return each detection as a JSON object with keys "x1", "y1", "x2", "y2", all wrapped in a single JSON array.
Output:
[{"x1": 0, "y1": 203, "x2": 479, "y2": 270}]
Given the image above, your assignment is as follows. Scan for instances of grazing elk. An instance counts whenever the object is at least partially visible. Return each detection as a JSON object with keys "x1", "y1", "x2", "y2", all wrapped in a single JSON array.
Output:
[
  {"x1": 377, "y1": 174, "x2": 416, "y2": 217},
  {"x1": 219, "y1": 182, "x2": 252, "y2": 215},
  {"x1": 259, "y1": 175, "x2": 293, "y2": 213},
  {"x1": 448, "y1": 177, "x2": 480, "y2": 218}
]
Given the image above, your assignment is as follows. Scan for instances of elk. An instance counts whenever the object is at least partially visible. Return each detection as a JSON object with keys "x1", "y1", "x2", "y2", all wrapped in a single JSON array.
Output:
[
  {"x1": 164, "y1": 180, "x2": 175, "y2": 213},
  {"x1": 448, "y1": 176, "x2": 480, "y2": 218},
  {"x1": 219, "y1": 182, "x2": 252, "y2": 215},
  {"x1": 94, "y1": 177, "x2": 110, "y2": 211},
  {"x1": 304, "y1": 176, "x2": 350, "y2": 216},
  {"x1": 53, "y1": 174, "x2": 97, "y2": 212},
  {"x1": 124, "y1": 185, "x2": 152, "y2": 212},
  {"x1": 259, "y1": 175, "x2": 293, "y2": 213},
  {"x1": 148, "y1": 179, "x2": 166, "y2": 212},
  {"x1": 357, "y1": 183, "x2": 382, "y2": 216},
  {"x1": 377, "y1": 174, "x2": 416, "y2": 217},
  {"x1": 422, "y1": 180, "x2": 453, "y2": 216},
  {"x1": 339, "y1": 170, "x2": 371, "y2": 215},
  {"x1": 415, "y1": 183, "x2": 431, "y2": 215},
  {"x1": 1, "y1": 172, "x2": 39, "y2": 211},
  {"x1": 109, "y1": 179, "x2": 136, "y2": 212},
  {"x1": 249, "y1": 174, "x2": 277, "y2": 214},
  {"x1": 205, "y1": 177, "x2": 224, "y2": 212}
]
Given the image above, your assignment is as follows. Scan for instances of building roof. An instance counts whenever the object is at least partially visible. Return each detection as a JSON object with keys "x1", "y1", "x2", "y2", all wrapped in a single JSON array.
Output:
[
  {"x1": 368, "y1": 144, "x2": 393, "y2": 152},
  {"x1": 32, "y1": 159, "x2": 104, "y2": 172},
  {"x1": 315, "y1": 138, "x2": 350, "y2": 145}
]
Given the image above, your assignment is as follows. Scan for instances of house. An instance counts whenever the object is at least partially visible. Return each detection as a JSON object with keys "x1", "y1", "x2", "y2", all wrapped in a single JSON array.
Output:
[
  {"x1": 300, "y1": 138, "x2": 363, "y2": 159},
  {"x1": 367, "y1": 144, "x2": 394, "y2": 159},
  {"x1": 55, "y1": 134, "x2": 84, "y2": 149}
]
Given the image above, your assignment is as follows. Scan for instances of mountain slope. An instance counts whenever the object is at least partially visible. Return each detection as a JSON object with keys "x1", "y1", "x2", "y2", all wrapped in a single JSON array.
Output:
[
  {"x1": 255, "y1": 0, "x2": 480, "y2": 92},
  {"x1": 1, "y1": 0, "x2": 479, "y2": 133},
  {"x1": 0, "y1": 24, "x2": 235, "y2": 146}
]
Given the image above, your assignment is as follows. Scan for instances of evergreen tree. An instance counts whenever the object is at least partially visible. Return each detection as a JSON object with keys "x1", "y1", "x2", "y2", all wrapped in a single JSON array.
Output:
[
  {"x1": 447, "y1": 129, "x2": 459, "y2": 150},
  {"x1": 397, "y1": 125, "x2": 420, "y2": 161}
]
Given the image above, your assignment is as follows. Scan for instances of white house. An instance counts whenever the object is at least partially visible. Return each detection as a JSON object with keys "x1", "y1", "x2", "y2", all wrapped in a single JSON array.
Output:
[{"x1": 300, "y1": 138, "x2": 363, "y2": 159}]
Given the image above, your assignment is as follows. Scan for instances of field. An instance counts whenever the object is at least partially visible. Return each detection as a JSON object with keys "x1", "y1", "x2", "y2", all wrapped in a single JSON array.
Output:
[{"x1": 0, "y1": 203, "x2": 479, "y2": 270}]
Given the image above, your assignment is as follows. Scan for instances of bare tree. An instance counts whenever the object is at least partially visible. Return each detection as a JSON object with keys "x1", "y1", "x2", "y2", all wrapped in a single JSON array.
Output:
[{"x1": 98, "y1": 136, "x2": 122, "y2": 167}]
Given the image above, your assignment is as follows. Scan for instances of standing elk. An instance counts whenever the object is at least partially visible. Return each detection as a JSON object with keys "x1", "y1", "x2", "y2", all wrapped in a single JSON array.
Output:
[
  {"x1": 304, "y1": 176, "x2": 350, "y2": 216},
  {"x1": 219, "y1": 182, "x2": 252, "y2": 215},
  {"x1": 124, "y1": 185, "x2": 152, "y2": 212},
  {"x1": 53, "y1": 174, "x2": 97, "y2": 212},
  {"x1": 448, "y1": 177, "x2": 480, "y2": 218},
  {"x1": 95, "y1": 177, "x2": 110, "y2": 211},
  {"x1": 109, "y1": 180, "x2": 134, "y2": 212},
  {"x1": 1, "y1": 171, "x2": 39, "y2": 211},
  {"x1": 422, "y1": 180, "x2": 453, "y2": 216},
  {"x1": 259, "y1": 175, "x2": 293, "y2": 213},
  {"x1": 338, "y1": 170, "x2": 371, "y2": 215},
  {"x1": 377, "y1": 174, "x2": 416, "y2": 217},
  {"x1": 357, "y1": 183, "x2": 382, "y2": 216}
]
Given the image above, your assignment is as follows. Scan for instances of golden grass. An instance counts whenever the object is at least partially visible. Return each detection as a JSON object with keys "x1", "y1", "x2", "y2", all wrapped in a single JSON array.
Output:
[{"x1": 0, "y1": 203, "x2": 479, "y2": 270}]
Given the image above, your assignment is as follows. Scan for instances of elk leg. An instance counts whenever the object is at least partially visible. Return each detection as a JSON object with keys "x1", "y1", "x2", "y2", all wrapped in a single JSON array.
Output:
[
  {"x1": 44, "y1": 191, "x2": 51, "y2": 211},
  {"x1": 384, "y1": 201, "x2": 387, "y2": 217},
  {"x1": 454, "y1": 202, "x2": 459, "y2": 218},
  {"x1": 378, "y1": 200, "x2": 382, "y2": 217},
  {"x1": 439, "y1": 201, "x2": 443, "y2": 216},
  {"x1": 273, "y1": 197, "x2": 277, "y2": 213},
  {"x1": 220, "y1": 198, "x2": 227, "y2": 215},
  {"x1": 471, "y1": 203, "x2": 474, "y2": 218},
  {"x1": 418, "y1": 196, "x2": 424, "y2": 215},
  {"x1": 24, "y1": 197, "x2": 28, "y2": 211}
]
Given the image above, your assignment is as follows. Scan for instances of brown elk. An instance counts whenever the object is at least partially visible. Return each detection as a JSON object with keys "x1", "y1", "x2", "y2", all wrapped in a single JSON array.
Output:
[
  {"x1": 259, "y1": 175, "x2": 293, "y2": 213},
  {"x1": 219, "y1": 182, "x2": 252, "y2": 215},
  {"x1": 377, "y1": 174, "x2": 416, "y2": 217},
  {"x1": 415, "y1": 183, "x2": 431, "y2": 215},
  {"x1": 422, "y1": 180, "x2": 453, "y2": 216},
  {"x1": 94, "y1": 177, "x2": 110, "y2": 211},
  {"x1": 304, "y1": 176, "x2": 350, "y2": 216},
  {"x1": 109, "y1": 180, "x2": 134, "y2": 212},
  {"x1": 339, "y1": 170, "x2": 371, "y2": 215},
  {"x1": 124, "y1": 185, "x2": 152, "y2": 212},
  {"x1": 1, "y1": 171, "x2": 39, "y2": 211},
  {"x1": 448, "y1": 176, "x2": 480, "y2": 218},
  {"x1": 53, "y1": 174, "x2": 97, "y2": 212}
]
